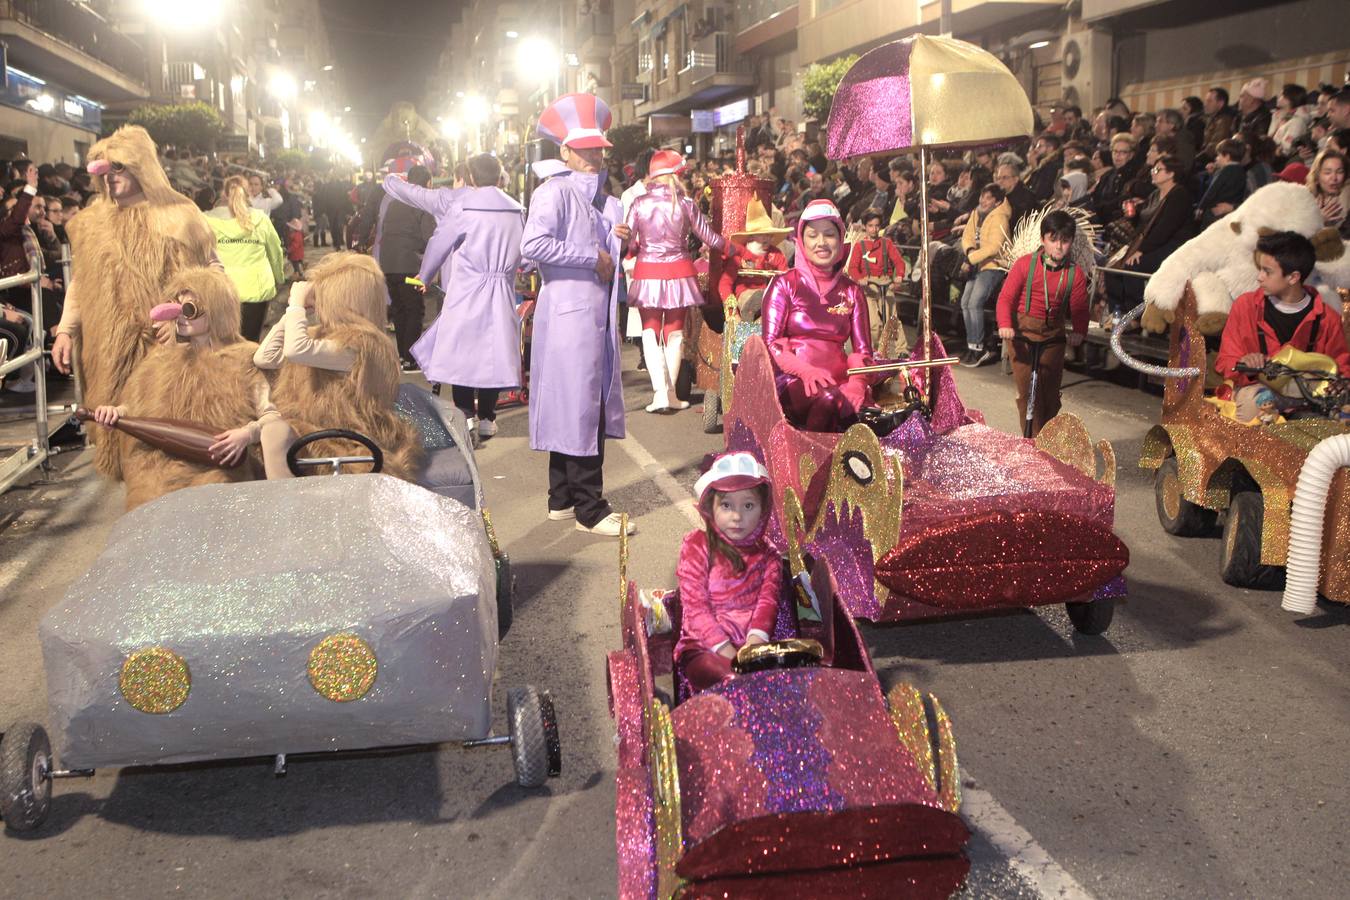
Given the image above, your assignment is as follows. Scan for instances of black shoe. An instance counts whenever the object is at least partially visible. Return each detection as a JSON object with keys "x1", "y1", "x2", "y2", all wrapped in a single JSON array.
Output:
[
  {"x1": 400, "y1": 358, "x2": 421, "y2": 373},
  {"x1": 959, "y1": 348, "x2": 980, "y2": 368},
  {"x1": 974, "y1": 347, "x2": 998, "y2": 367}
]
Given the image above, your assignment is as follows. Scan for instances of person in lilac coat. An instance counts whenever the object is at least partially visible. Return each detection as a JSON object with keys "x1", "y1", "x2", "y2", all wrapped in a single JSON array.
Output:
[
  {"x1": 762, "y1": 199, "x2": 876, "y2": 431},
  {"x1": 520, "y1": 93, "x2": 634, "y2": 538},
  {"x1": 625, "y1": 149, "x2": 736, "y2": 412},
  {"x1": 404, "y1": 154, "x2": 523, "y2": 440},
  {"x1": 383, "y1": 165, "x2": 469, "y2": 290}
]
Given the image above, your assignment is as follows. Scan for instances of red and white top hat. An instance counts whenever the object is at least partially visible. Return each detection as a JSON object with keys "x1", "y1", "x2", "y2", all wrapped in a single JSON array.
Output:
[
  {"x1": 647, "y1": 149, "x2": 687, "y2": 178},
  {"x1": 536, "y1": 92, "x2": 614, "y2": 150},
  {"x1": 799, "y1": 198, "x2": 844, "y2": 225}
]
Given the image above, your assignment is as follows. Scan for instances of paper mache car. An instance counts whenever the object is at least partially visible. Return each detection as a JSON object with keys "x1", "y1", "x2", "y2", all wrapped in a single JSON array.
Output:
[
  {"x1": 0, "y1": 386, "x2": 558, "y2": 834},
  {"x1": 722, "y1": 333, "x2": 1129, "y2": 635},
  {"x1": 1127, "y1": 287, "x2": 1350, "y2": 611},
  {"x1": 607, "y1": 534, "x2": 969, "y2": 898}
]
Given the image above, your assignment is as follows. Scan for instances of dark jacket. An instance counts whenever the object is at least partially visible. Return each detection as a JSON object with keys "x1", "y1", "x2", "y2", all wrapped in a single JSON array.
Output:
[
  {"x1": 0, "y1": 188, "x2": 35, "y2": 278},
  {"x1": 376, "y1": 198, "x2": 435, "y2": 275},
  {"x1": 1005, "y1": 182, "x2": 1038, "y2": 232},
  {"x1": 1025, "y1": 152, "x2": 1064, "y2": 204},
  {"x1": 1203, "y1": 107, "x2": 1238, "y2": 154},
  {"x1": 1197, "y1": 162, "x2": 1248, "y2": 225},
  {"x1": 1135, "y1": 186, "x2": 1194, "y2": 258}
]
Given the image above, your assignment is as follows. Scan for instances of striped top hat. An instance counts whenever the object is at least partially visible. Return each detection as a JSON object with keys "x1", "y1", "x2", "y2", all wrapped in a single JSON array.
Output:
[{"x1": 537, "y1": 93, "x2": 613, "y2": 150}]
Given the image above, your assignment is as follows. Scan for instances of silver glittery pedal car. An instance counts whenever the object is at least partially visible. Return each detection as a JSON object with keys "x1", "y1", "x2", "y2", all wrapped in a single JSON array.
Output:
[{"x1": 0, "y1": 386, "x2": 559, "y2": 834}]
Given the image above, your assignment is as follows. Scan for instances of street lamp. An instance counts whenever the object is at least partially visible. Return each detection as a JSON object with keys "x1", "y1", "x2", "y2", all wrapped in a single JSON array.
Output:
[
  {"x1": 142, "y1": 0, "x2": 222, "y2": 28},
  {"x1": 461, "y1": 94, "x2": 491, "y2": 125},
  {"x1": 515, "y1": 37, "x2": 559, "y2": 89},
  {"x1": 440, "y1": 118, "x2": 462, "y2": 140},
  {"x1": 268, "y1": 72, "x2": 298, "y2": 102}
]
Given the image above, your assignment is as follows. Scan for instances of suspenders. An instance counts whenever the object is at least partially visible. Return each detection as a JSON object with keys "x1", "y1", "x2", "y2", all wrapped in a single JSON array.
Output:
[{"x1": 1021, "y1": 252, "x2": 1076, "y2": 319}]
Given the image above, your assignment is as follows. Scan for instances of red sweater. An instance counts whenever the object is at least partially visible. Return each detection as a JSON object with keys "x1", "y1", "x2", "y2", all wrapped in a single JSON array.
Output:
[
  {"x1": 716, "y1": 246, "x2": 787, "y2": 302},
  {"x1": 996, "y1": 251, "x2": 1090, "y2": 335},
  {"x1": 846, "y1": 237, "x2": 905, "y2": 282},
  {"x1": 1215, "y1": 288, "x2": 1350, "y2": 388}
]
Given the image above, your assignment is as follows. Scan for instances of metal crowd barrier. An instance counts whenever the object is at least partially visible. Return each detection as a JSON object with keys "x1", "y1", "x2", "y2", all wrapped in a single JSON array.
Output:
[{"x1": 0, "y1": 246, "x2": 82, "y2": 495}]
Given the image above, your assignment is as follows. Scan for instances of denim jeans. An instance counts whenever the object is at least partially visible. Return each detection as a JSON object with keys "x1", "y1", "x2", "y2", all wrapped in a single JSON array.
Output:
[{"x1": 959, "y1": 269, "x2": 1004, "y2": 348}]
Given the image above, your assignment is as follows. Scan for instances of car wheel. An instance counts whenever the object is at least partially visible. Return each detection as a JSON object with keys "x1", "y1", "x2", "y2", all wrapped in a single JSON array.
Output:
[
  {"x1": 701, "y1": 391, "x2": 721, "y2": 434},
  {"x1": 508, "y1": 686, "x2": 560, "y2": 788},
  {"x1": 495, "y1": 554, "x2": 514, "y2": 641},
  {"x1": 0, "y1": 722, "x2": 52, "y2": 833},
  {"x1": 1220, "y1": 490, "x2": 1286, "y2": 590},
  {"x1": 1066, "y1": 598, "x2": 1115, "y2": 635},
  {"x1": 1155, "y1": 457, "x2": 1216, "y2": 536}
]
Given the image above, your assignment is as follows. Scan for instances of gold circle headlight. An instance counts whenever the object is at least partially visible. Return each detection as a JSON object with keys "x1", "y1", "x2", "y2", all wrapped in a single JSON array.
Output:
[
  {"x1": 307, "y1": 633, "x2": 377, "y2": 702},
  {"x1": 120, "y1": 647, "x2": 191, "y2": 714}
]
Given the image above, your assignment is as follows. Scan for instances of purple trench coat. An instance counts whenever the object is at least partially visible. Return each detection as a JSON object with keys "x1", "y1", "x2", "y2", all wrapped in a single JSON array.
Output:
[
  {"x1": 520, "y1": 170, "x2": 626, "y2": 456},
  {"x1": 382, "y1": 177, "x2": 469, "y2": 286},
  {"x1": 409, "y1": 186, "x2": 524, "y2": 389}
]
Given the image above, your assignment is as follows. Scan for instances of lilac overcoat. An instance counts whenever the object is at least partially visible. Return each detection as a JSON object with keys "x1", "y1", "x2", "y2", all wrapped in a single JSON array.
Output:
[
  {"x1": 409, "y1": 186, "x2": 524, "y2": 389},
  {"x1": 520, "y1": 170, "x2": 626, "y2": 456},
  {"x1": 382, "y1": 177, "x2": 469, "y2": 286}
]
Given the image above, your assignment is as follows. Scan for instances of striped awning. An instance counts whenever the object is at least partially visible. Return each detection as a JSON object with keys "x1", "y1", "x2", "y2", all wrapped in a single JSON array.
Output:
[{"x1": 1120, "y1": 51, "x2": 1349, "y2": 113}]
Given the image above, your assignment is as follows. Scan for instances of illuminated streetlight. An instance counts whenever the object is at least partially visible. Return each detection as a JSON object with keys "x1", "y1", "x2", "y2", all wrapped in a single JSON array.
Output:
[
  {"x1": 268, "y1": 72, "x2": 298, "y2": 101},
  {"x1": 343, "y1": 105, "x2": 352, "y2": 112},
  {"x1": 142, "y1": 0, "x2": 222, "y2": 28},
  {"x1": 505, "y1": 30, "x2": 519, "y2": 39},
  {"x1": 516, "y1": 36, "x2": 559, "y2": 87},
  {"x1": 322, "y1": 64, "x2": 335, "y2": 72},
  {"x1": 461, "y1": 93, "x2": 491, "y2": 125},
  {"x1": 440, "y1": 118, "x2": 462, "y2": 140}
]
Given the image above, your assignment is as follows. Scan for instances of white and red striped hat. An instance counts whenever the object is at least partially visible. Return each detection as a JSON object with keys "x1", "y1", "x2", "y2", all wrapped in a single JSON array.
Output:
[
  {"x1": 647, "y1": 149, "x2": 687, "y2": 178},
  {"x1": 537, "y1": 92, "x2": 613, "y2": 150},
  {"x1": 799, "y1": 198, "x2": 843, "y2": 225}
]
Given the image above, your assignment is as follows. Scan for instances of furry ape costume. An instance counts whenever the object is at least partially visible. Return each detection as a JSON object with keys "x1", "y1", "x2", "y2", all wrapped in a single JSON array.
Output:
[
  {"x1": 66, "y1": 125, "x2": 216, "y2": 477},
  {"x1": 263, "y1": 252, "x2": 423, "y2": 481},
  {"x1": 115, "y1": 268, "x2": 279, "y2": 510}
]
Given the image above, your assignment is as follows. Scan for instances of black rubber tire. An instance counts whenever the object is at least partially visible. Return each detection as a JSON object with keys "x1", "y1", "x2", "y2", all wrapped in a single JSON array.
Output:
[
  {"x1": 1066, "y1": 598, "x2": 1115, "y2": 635},
  {"x1": 0, "y1": 722, "x2": 52, "y2": 833},
  {"x1": 1220, "y1": 491, "x2": 1286, "y2": 590},
  {"x1": 701, "y1": 391, "x2": 721, "y2": 434},
  {"x1": 508, "y1": 687, "x2": 561, "y2": 788},
  {"x1": 1155, "y1": 457, "x2": 1217, "y2": 537},
  {"x1": 495, "y1": 554, "x2": 514, "y2": 641}
]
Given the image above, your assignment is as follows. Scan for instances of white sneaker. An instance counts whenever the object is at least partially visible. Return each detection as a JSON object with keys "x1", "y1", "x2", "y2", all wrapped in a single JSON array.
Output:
[
  {"x1": 576, "y1": 512, "x2": 636, "y2": 536},
  {"x1": 547, "y1": 507, "x2": 576, "y2": 521},
  {"x1": 6, "y1": 370, "x2": 35, "y2": 393},
  {"x1": 478, "y1": 418, "x2": 498, "y2": 438}
]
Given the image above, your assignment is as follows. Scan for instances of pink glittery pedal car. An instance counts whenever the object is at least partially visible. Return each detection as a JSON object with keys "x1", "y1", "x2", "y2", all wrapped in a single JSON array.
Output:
[
  {"x1": 723, "y1": 334, "x2": 1129, "y2": 634},
  {"x1": 607, "y1": 541, "x2": 968, "y2": 898}
]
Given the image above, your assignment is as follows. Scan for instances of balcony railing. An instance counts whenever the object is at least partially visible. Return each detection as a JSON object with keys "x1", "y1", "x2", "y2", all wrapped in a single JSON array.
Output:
[
  {"x1": 577, "y1": 10, "x2": 614, "y2": 39},
  {"x1": 734, "y1": 0, "x2": 797, "y2": 31},
  {"x1": 1, "y1": 0, "x2": 147, "y2": 86},
  {"x1": 681, "y1": 32, "x2": 749, "y2": 82}
]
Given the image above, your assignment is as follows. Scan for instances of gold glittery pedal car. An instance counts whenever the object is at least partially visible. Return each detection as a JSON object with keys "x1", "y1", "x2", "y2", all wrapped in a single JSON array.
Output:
[
  {"x1": 1127, "y1": 287, "x2": 1350, "y2": 602},
  {"x1": 0, "y1": 387, "x2": 559, "y2": 835}
]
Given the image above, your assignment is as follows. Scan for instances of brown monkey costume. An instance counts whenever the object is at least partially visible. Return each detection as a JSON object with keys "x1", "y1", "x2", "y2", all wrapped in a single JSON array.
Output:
[
  {"x1": 257, "y1": 252, "x2": 423, "y2": 480},
  {"x1": 63, "y1": 126, "x2": 216, "y2": 478},
  {"x1": 114, "y1": 268, "x2": 284, "y2": 510}
]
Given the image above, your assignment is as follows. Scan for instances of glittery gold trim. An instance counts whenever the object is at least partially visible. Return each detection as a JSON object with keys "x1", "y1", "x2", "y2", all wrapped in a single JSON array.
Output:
[
  {"x1": 797, "y1": 452, "x2": 817, "y2": 494},
  {"x1": 820, "y1": 425, "x2": 904, "y2": 605},
  {"x1": 782, "y1": 486, "x2": 810, "y2": 580},
  {"x1": 619, "y1": 513, "x2": 631, "y2": 615},
  {"x1": 481, "y1": 508, "x2": 501, "y2": 558},
  {"x1": 720, "y1": 297, "x2": 741, "y2": 413},
  {"x1": 1035, "y1": 413, "x2": 1096, "y2": 480},
  {"x1": 930, "y1": 693, "x2": 962, "y2": 813},
  {"x1": 120, "y1": 647, "x2": 191, "y2": 714},
  {"x1": 1095, "y1": 439, "x2": 1117, "y2": 488},
  {"x1": 307, "y1": 633, "x2": 377, "y2": 703},
  {"x1": 887, "y1": 683, "x2": 936, "y2": 794},
  {"x1": 647, "y1": 700, "x2": 683, "y2": 898}
]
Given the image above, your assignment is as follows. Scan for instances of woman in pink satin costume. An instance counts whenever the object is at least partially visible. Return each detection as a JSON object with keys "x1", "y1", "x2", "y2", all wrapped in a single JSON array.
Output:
[
  {"x1": 762, "y1": 199, "x2": 876, "y2": 431},
  {"x1": 625, "y1": 150, "x2": 732, "y2": 412}
]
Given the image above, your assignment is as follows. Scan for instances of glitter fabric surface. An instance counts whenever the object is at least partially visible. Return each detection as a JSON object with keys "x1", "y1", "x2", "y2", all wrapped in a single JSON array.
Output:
[
  {"x1": 307, "y1": 633, "x2": 378, "y2": 702},
  {"x1": 614, "y1": 766, "x2": 658, "y2": 900},
  {"x1": 825, "y1": 35, "x2": 1032, "y2": 159},
  {"x1": 119, "y1": 647, "x2": 191, "y2": 714},
  {"x1": 396, "y1": 383, "x2": 483, "y2": 511},
  {"x1": 40, "y1": 474, "x2": 498, "y2": 769}
]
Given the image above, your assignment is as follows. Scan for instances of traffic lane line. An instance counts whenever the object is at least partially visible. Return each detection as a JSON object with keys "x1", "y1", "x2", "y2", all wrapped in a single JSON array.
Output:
[{"x1": 614, "y1": 429, "x2": 1091, "y2": 900}]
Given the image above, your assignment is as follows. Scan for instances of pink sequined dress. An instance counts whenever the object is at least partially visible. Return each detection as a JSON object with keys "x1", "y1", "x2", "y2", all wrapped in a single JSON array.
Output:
[
  {"x1": 761, "y1": 267, "x2": 875, "y2": 432},
  {"x1": 624, "y1": 182, "x2": 727, "y2": 309}
]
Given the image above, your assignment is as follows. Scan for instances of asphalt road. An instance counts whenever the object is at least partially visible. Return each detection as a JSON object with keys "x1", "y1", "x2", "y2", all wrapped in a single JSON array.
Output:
[{"x1": 2, "y1": 331, "x2": 1347, "y2": 899}]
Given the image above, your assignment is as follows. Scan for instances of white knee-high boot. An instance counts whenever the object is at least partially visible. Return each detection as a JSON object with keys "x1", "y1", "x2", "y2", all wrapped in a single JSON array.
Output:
[
  {"x1": 641, "y1": 329, "x2": 670, "y2": 412},
  {"x1": 663, "y1": 331, "x2": 690, "y2": 410}
]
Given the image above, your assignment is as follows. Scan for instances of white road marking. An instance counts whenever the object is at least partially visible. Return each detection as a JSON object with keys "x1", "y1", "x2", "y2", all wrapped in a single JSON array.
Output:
[{"x1": 615, "y1": 431, "x2": 1095, "y2": 900}]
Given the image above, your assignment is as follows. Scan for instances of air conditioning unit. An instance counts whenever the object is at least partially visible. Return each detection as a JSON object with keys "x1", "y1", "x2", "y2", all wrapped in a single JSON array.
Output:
[{"x1": 1059, "y1": 29, "x2": 1112, "y2": 112}]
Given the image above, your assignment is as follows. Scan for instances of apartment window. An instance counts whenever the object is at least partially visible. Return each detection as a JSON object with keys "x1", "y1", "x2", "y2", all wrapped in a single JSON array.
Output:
[
  {"x1": 638, "y1": 37, "x2": 653, "y2": 74},
  {"x1": 657, "y1": 33, "x2": 668, "y2": 81}
]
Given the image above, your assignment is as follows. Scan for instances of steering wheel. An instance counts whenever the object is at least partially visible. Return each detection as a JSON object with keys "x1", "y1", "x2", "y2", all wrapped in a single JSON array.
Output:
[
  {"x1": 732, "y1": 638, "x2": 825, "y2": 675},
  {"x1": 286, "y1": 428, "x2": 384, "y2": 477}
]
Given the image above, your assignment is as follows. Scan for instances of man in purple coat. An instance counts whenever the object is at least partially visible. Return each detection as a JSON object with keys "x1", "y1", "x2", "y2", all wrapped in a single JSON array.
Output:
[
  {"x1": 521, "y1": 93, "x2": 634, "y2": 537},
  {"x1": 406, "y1": 153, "x2": 524, "y2": 440}
]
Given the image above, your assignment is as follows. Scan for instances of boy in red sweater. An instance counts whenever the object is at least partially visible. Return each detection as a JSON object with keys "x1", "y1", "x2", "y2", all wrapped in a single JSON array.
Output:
[
  {"x1": 847, "y1": 209, "x2": 907, "y2": 347},
  {"x1": 996, "y1": 210, "x2": 1089, "y2": 437},
  {"x1": 1215, "y1": 230, "x2": 1350, "y2": 422},
  {"x1": 717, "y1": 196, "x2": 790, "y2": 320}
]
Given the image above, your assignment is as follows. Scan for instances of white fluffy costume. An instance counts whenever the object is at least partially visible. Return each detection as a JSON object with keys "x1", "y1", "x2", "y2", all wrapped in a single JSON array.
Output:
[
  {"x1": 65, "y1": 125, "x2": 217, "y2": 477},
  {"x1": 1142, "y1": 183, "x2": 1350, "y2": 335}
]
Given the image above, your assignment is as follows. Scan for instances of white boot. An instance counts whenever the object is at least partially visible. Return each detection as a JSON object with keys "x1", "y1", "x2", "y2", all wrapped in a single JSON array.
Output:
[
  {"x1": 642, "y1": 329, "x2": 670, "y2": 412},
  {"x1": 663, "y1": 331, "x2": 690, "y2": 410}
]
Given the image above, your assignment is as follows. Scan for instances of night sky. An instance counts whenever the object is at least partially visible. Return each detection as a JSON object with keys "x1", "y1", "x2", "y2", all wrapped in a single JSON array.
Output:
[{"x1": 321, "y1": 0, "x2": 462, "y2": 136}]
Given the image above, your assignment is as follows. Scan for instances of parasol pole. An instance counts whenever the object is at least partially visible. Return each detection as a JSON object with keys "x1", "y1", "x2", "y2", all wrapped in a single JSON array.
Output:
[{"x1": 917, "y1": 145, "x2": 932, "y2": 360}]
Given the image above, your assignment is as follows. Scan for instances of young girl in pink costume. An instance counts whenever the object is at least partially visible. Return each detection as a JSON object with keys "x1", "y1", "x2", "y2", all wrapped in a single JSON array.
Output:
[
  {"x1": 625, "y1": 150, "x2": 734, "y2": 412},
  {"x1": 674, "y1": 452, "x2": 783, "y2": 691},
  {"x1": 761, "y1": 198, "x2": 877, "y2": 431}
]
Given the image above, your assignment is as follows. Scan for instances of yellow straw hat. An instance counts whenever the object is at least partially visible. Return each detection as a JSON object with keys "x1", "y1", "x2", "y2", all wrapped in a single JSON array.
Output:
[{"x1": 730, "y1": 196, "x2": 792, "y2": 244}]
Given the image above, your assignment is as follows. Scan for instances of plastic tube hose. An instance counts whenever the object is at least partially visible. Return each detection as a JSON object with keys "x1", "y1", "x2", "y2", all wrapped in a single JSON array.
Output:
[{"x1": 1281, "y1": 433, "x2": 1350, "y2": 614}]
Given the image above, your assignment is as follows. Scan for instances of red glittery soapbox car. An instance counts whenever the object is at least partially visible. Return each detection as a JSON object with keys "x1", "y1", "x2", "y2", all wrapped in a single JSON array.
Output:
[
  {"x1": 723, "y1": 334, "x2": 1130, "y2": 634},
  {"x1": 607, "y1": 535, "x2": 969, "y2": 898}
]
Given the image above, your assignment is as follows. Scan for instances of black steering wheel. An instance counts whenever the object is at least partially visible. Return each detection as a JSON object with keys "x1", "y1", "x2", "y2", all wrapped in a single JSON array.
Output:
[
  {"x1": 732, "y1": 638, "x2": 825, "y2": 675},
  {"x1": 286, "y1": 428, "x2": 384, "y2": 477}
]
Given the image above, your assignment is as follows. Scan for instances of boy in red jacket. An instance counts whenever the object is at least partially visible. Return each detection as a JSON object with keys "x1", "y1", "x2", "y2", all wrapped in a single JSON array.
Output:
[
  {"x1": 996, "y1": 210, "x2": 1089, "y2": 437},
  {"x1": 847, "y1": 209, "x2": 907, "y2": 347},
  {"x1": 1215, "y1": 230, "x2": 1350, "y2": 422}
]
